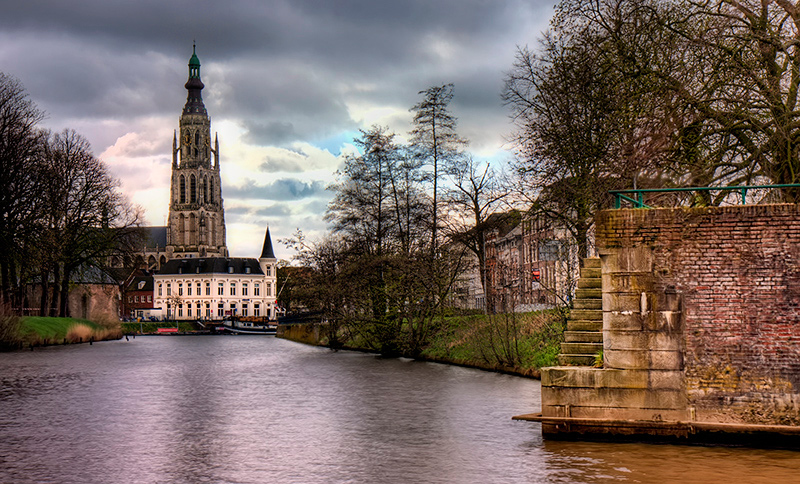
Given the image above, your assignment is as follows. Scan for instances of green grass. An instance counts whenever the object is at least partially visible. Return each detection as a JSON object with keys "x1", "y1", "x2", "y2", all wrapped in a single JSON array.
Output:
[
  {"x1": 20, "y1": 316, "x2": 102, "y2": 342},
  {"x1": 420, "y1": 309, "x2": 566, "y2": 373}
]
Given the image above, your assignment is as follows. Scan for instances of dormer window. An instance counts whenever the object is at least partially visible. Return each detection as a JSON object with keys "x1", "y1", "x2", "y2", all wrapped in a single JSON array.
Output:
[
  {"x1": 245, "y1": 267, "x2": 251, "y2": 274},
  {"x1": 137, "y1": 281, "x2": 146, "y2": 290},
  {"x1": 228, "y1": 266, "x2": 234, "y2": 274}
]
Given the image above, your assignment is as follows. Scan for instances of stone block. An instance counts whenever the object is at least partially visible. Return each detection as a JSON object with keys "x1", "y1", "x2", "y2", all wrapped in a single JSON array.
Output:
[
  {"x1": 651, "y1": 310, "x2": 683, "y2": 333},
  {"x1": 604, "y1": 311, "x2": 644, "y2": 331},
  {"x1": 549, "y1": 405, "x2": 691, "y2": 422},
  {"x1": 603, "y1": 273, "x2": 655, "y2": 293},
  {"x1": 542, "y1": 386, "x2": 688, "y2": 410},
  {"x1": 604, "y1": 331, "x2": 682, "y2": 352},
  {"x1": 648, "y1": 370, "x2": 685, "y2": 391},
  {"x1": 601, "y1": 247, "x2": 654, "y2": 273},
  {"x1": 605, "y1": 348, "x2": 683, "y2": 370},
  {"x1": 603, "y1": 292, "x2": 644, "y2": 312}
]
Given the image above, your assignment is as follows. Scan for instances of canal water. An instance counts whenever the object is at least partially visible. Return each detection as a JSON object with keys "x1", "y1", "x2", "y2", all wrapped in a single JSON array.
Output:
[{"x1": 1, "y1": 337, "x2": 799, "y2": 484}]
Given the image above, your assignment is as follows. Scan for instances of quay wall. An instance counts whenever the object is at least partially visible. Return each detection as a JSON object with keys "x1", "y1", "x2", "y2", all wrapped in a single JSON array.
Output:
[{"x1": 539, "y1": 204, "x2": 800, "y2": 440}]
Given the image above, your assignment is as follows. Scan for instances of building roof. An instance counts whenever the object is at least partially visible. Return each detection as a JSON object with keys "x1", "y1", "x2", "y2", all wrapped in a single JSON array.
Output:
[
  {"x1": 156, "y1": 257, "x2": 264, "y2": 276},
  {"x1": 260, "y1": 226, "x2": 276, "y2": 259},
  {"x1": 143, "y1": 226, "x2": 168, "y2": 249},
  {"x1": 125, "y1": 275, "x2": 154, "y2": 292}
]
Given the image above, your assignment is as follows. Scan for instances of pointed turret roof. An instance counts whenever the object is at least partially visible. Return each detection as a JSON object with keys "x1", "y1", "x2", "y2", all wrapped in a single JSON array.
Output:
[
  {"x1": 260, "y1": 226, "x2": 276, "y2": 259},
  {"x1": 183, "y1": 43, "x2": 207, "y2": 116}
]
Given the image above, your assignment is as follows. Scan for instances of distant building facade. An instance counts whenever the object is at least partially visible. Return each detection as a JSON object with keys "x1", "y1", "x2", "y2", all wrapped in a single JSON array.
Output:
[
  {"x1": 484, "y1": 212, "x2": 577, "y2": 313},
  {"x1": 152, "y1": 228, "x2": 278, "y2": 320}
]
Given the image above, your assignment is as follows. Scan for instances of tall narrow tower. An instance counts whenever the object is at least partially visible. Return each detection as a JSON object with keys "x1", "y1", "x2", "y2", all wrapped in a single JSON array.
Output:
[{"x1": 166, "y1": 44, "x2": 227, "y2": 258}]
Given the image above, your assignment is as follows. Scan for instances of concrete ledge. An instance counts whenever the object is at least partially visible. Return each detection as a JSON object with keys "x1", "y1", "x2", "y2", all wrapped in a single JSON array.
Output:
[
  {"x1": 541, "y1": 367, "x2": 683, "y2": 390},
  {"x1": 540, "y1": 406, "x2": 689, "y2": 421},
  {"x1": 512, "y1": 413, "x2": 800, "y2": 447},
  {"x1": 541, "y1": 386, "x2": 686, "y2": 409}
]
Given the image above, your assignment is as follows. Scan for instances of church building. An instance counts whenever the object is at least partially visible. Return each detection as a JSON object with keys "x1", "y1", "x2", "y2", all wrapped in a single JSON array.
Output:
[{"x1": 141, "y1": 45, "x2": 278, "y2": 321}]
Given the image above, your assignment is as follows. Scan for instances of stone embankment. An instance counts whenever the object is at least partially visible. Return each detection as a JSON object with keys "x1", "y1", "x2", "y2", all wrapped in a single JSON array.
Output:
[{"x1": 517, "y1": 204, "x2": 800, "y2": 446}]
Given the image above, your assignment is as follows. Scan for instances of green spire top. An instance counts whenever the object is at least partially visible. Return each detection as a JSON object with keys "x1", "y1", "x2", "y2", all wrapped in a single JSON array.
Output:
[{"x1": 188, "y1": 42, "x2": 201, "y2": 78}]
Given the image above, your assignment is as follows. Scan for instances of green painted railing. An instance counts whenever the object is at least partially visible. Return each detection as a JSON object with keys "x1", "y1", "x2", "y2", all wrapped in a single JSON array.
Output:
[{"x1": 610, "y1": 184, "x2": 800, "y2": 209}]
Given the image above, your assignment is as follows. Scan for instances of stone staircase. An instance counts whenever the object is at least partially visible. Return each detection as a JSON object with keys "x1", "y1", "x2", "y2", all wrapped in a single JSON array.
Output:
[{"x1": 558, "y1": 257, "x2": 603, "y2": 366}]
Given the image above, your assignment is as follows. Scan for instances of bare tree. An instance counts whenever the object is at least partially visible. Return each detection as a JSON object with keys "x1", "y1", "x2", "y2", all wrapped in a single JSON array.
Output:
[
  {"x1": 0, "y1": 73, "x2": 46, "y2": 306},
  {"x1": 409, "y1": 84, "x2": 466, "y2": 255}
]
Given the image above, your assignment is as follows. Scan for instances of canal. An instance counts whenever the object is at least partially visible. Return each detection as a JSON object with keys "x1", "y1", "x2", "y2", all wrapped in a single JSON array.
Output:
[{"x1": 1, "y1": 336, "x2": 798, "y2": 483}]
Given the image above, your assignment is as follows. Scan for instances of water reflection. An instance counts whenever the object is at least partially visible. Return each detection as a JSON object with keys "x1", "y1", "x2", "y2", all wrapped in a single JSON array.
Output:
[{"x1": 1, "y1": 337, "x2": 799, "y2": 484}]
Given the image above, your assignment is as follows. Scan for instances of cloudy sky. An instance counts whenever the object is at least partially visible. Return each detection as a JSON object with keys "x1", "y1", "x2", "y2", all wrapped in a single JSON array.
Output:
[{"x1": 0, "y1": 0, "x2": 556, "y2": 260}]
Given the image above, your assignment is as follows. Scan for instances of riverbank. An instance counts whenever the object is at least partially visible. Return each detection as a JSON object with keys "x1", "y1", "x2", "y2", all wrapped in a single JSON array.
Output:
[
  {"x1": 277, "y1": 310, "x2": 566, "y2": 379},
  {"x1": 5, "y1": 316, "x2": 122, "y2": 349}
]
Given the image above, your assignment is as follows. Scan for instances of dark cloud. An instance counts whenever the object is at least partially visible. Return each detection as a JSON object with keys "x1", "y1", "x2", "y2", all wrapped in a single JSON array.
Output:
[{"x1": 225, "y1": 178, "x2": 327, "y2": 201}]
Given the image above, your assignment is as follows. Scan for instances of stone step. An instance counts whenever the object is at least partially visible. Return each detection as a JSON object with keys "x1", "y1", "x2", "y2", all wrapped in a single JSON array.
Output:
[
  {"x1": 564, "y1": 331, "x2": 603, "y2": 343},
  {"x1": 583, "y1": 257, "x2": 601, "y2": 268},
  {"x1": 573, "y1": 298, "x2": 602, "y2": 310},
  {"x1": 575, "y1": 288, "x2": 602, "y2": 299},
  {"x1": 577, "y1": 278, "x2": 602, "y2": 289},
  {"x1": 570, "y1": 309, "x2": 603, "y2": 321},
  {"x1": 558, "y1": 354, "x2": 598, "y2": 366},
  {"x1": 561, "y1": 342, "x2": 603, "y2": 354},
  {"x1": 567, "y1": 320, "x2": 602, "y2": 332},
  {"x1": 580, "y1": 267, "x2": 602, "y2": 279}
]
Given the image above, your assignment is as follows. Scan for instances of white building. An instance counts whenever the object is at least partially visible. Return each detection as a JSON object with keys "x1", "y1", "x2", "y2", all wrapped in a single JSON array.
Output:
[{"x1": 153, "y1": 227, "x2": 278, "y2": 320}]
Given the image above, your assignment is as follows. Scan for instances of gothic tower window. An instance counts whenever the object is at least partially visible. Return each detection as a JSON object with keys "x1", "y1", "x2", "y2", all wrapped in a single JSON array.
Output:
[
  {"x1": 210, "y1": 178, "x2": 214, "y2": 204},
  {"x1": 191, "y1": 175, "x2": 197, "y2": 203},
  {"x1": 195, "y1": 131, "x2": 199, "y2": 146},
  {"x1": 203, "y1": 176, "x2": 208, "y2": 204},
  {"x1": 180, "y1": 175, "x2": 186, "y2": 203}
]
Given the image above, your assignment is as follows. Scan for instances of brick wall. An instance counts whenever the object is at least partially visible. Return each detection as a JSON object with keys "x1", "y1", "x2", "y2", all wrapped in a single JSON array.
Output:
[{"x1": 597, "y1": 204, "x2": 800, "y2": 424}]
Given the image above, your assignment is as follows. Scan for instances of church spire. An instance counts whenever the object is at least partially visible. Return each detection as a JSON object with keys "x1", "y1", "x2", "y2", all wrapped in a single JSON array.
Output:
[
  {"x1": 260, "y1": 226, "x2": 276, "y2": 259},
  {"x1": 183, "y1": 43, "x2": 207, "y2": 116}
]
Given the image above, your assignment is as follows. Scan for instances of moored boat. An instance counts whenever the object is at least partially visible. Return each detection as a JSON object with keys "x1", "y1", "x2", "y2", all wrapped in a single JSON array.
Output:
[{"x1": 222, "y1": 316, "x2": 277, "y2": 334}]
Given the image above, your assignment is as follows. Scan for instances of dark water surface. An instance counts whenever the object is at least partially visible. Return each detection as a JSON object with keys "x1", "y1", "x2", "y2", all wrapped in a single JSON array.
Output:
[{"x1": 1, "y1": 336, "x2": 799, "y2": 483}]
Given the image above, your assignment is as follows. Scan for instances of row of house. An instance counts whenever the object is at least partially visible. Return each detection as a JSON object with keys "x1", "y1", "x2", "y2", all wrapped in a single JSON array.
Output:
[{"x1": 451, "y1": 211, "x2": 581, "y2": 313}]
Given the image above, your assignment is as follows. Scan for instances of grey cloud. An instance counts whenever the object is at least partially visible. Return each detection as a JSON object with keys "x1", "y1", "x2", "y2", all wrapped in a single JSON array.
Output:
[{"x1": 225, "y1": 178, "x2": 327, "y2": 201}]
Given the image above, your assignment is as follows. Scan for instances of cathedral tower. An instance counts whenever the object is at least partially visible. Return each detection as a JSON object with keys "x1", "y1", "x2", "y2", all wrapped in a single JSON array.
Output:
[{"x1": 166, "y1": 44, "x2": 227, "y2": 258}]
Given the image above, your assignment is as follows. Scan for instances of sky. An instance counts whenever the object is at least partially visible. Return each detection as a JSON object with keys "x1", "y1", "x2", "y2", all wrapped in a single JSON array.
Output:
[{"x1": 0, "y1": 0, "x2": 556, "y2": 260}]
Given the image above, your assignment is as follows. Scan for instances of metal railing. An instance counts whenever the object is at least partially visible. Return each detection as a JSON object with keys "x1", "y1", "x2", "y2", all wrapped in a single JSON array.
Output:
[{"x1": 610, "y1": 184, "x2": 800, "y2": 209}]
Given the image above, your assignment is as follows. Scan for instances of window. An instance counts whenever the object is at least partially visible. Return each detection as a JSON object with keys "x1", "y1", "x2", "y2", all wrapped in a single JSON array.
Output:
[
  {"x1": 230, "y1": 303, "x2": 237, "y2": 314},
  {"x1": 178, "y1": 304, "x2": 183, "y2": 317},
  {"x1": 167, "y1": 284, "x2": 171, "y2": 296},
  {"x1": 242, "y1": 283, "x2": 248, "y2": 296},
  {"x1": 217, "y1": 303, "x2": 224, "y2": 317},
  {"x1": 205, "y1": 303, "x2": 211, "y2": 318},
  {"x1": 267, "y1": 282, "x2": 272, "y2": 297},
  {"x1": 187, "y1": 285, "x2": 192, "y2": 296},
  {"x1": 158, "y1": 284, "x2": 162, "y2": 296},
  {"x1": 128, "y1": 296, "x2": 133, "y2": 303},
  {"x1": 196, "y1": 283, "x2": 201, "y2": 295},
  {"x1": 266, "y1": 265, "x2": 271, "y2": 276},
  {"x1": 230, "y1": 283, "x2": 236, "y2": 296},
  {"x1": 147, "y1": 295, "x2": 152, "y2": 303},
  {"x1": 138, "y1": 281, "x2": 146, "y2": 290},
  {"x1": 242, "y1": 304, "x2": 248, "y2": 317},
  {"x1": 135, "y1": 296, "x2": 139, "y2": 303},
  {"x1": 228, "y1": 266, "x2": 234, "y2": 274},
  {"x1": 254, "y1": 283, "x2": 260, "y2": 296},
  {"x1": 187, "y1": 303, "x2": 192, "y2": 317},
  {"x1": 218, "y1": 283, "x2": 224, "y2": 296},
  {"x1": 205, "y1": 282, "x2": 210, "y2": 295},
  {"x1": 254, "y1": 303, "x2": 260, "y2": 317},
  {"x1": 178, "y1": 283, "x2": 183, "y2": 296},
  {"x1": 245, "y1": 267, "x2": 251, "y2": 274}
]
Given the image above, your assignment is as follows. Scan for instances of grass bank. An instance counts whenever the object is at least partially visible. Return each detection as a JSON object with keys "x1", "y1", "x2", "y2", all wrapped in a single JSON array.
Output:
[
  {"x1": 418, "y1": 310, "x2": 566, "y2": 378},
  {"x1": 17, "y1": 316, "x2": 123, "y2": 346},
  {"x1": 281, "y1": 309, "x2": 567, "y2": 379}
]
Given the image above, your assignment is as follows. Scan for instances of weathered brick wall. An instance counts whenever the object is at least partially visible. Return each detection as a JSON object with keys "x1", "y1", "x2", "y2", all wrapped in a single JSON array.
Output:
[{"x1": 596, "y1": 204, "x2": 800, "y2": 424}]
